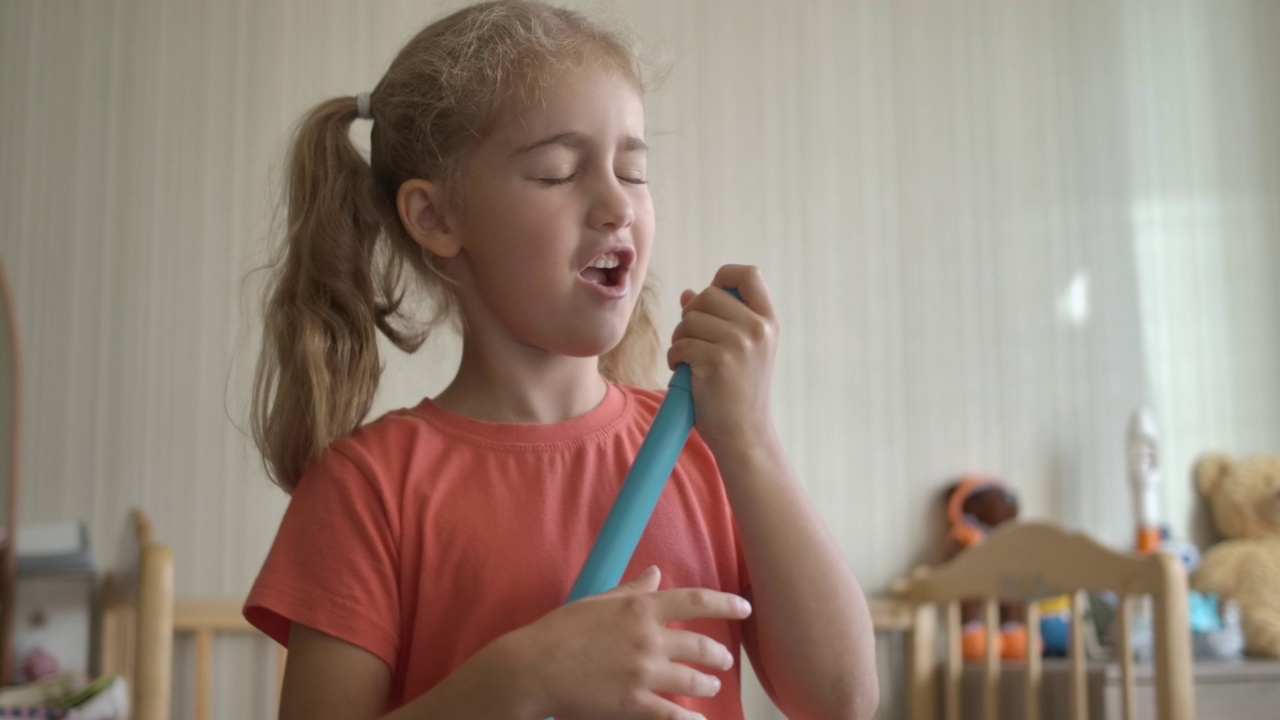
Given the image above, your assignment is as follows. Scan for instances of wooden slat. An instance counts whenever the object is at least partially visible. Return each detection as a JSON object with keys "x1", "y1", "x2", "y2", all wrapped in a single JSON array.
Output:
[
  {"x1": 1117, "y1": 594, "x2": 1135, "y2": 720},
  {"x1": 1151, "y1": 557, "x2": 1195, "y2": 720},
  {"x1": 904, "y1": 524, "x2": 1176, "y2": 603},
  {"x1": 869, "y1": 597, "x2": 914, "y2": 631},
  {"x1": 195, "y1": 628, "x2": 213, "y2": 720},
  {"x1": 1070, "y1": 591, "x2": 1086, "y2": 720},
  {"x1": 983, "y1": 599, "x2": 1000, "y2": 720},
  {"x1": 133, "y1": 544, "x2": 173, "y2": 720},
  {"x1": 907, "y1": 603, "x2": 938, "y2": 720},
  {"x1": 946, "y1": 601, "x2": 962, "y2": 720},
  {"x1": 98, "y1": 573, "x2": 126, "y2": 678},
  {"x1": 276, "y1": 645, "x2": 289, "y2": 713},
  {"x1": 1025, "y1": 600, "x2": 1042, "y2": 720},
  {"x1": 173, "y1": 597, "x2": 255, "y2": 633}
]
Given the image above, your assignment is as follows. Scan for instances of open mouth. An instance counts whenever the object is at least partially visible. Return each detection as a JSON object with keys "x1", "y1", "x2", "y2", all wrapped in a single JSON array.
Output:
[{"x1": 579, "y1": 248, "x2": 634, "y2": 288}]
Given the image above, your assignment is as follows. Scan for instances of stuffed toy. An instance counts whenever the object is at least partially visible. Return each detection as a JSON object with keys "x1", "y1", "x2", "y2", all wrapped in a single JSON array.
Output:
[
  {"x1": 943, "y1": 475, "x2": 1026, "y2": 660},
  {"x1": 1193, "y1": 453, "x2": 1280, "y2": 657}
]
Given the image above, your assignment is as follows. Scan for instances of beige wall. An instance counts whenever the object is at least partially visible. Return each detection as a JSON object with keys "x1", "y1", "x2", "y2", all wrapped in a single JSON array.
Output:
[{"x1": 2, "y1": 1, "x2": 1278, "y2": 717}]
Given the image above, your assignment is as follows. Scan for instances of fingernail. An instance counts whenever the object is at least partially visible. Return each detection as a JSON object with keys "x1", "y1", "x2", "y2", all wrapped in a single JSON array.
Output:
[
  {"x1": 737, "y1": 597, "x2": 752, "y2": 615},
  {"x1": 640, "y1": 565, "x2": 658, "y2": 577},
  {"x1": 708, "y1": 676, "x2": 721, "y2": 692}
]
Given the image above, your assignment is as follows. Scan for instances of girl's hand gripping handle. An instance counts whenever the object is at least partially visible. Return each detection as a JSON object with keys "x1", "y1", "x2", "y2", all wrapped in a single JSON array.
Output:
[{"x1": 564, "y1": 288, "x2": 742, "y2": 601}]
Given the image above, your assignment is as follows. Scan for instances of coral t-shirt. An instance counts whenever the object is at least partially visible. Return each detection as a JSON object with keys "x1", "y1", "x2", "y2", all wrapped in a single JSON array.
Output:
[{"x1": 244, "y1": 382, "x2": 751, "y2": 716}]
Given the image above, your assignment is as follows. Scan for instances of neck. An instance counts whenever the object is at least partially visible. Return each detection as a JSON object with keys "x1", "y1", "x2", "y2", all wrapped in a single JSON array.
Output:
[{"x1": 433, "y1": 333, "x2": 608, "y2": 425}]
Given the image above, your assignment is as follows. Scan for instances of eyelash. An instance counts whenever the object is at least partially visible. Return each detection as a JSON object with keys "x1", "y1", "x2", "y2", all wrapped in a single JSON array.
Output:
[{"x1": 537, "y1": 172, "x2": 648, "y2": 187}]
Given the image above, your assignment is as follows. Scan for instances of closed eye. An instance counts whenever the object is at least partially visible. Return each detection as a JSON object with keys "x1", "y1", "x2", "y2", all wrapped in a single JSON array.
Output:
[
  {"x1": 536, "y1": 173, "x2": 648, "y2": 186},
  {"x1": 537, "y1": 172, "x2": 579, "y2": 186}
]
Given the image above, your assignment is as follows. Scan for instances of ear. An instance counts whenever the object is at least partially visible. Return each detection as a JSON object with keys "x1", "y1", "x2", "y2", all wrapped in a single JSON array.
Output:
[
  {"x1": 397, "y1": 178, "x2": 460, "y2": 259},
  {"x1": 1196, "y1": 454, "x2": 1233, "y2": 497}
]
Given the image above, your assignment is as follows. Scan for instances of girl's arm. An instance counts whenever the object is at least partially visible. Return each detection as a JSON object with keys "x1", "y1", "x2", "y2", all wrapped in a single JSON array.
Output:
[
  {"x1": 717, "y1": 431, "x2": 879, "y2": 720},
  {"x1": 280, "y1": 623, "x2": 532, "y2": 720},
  {"x1": 279, "y1": 575, "x2": 750, "y2": 720},
  {"x1": 668, "y1": 265, "x2": 878, "y2": 720}
]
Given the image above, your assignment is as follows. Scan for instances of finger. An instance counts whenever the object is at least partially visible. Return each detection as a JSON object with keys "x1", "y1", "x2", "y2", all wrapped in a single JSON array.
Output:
[
  {"x1": 680, "y1": 289, "x2": 696, "y2": 308},
  {"x1": 602, "y1": 565, "x2": 661, "y2": 596},
  {"x1": 681, "y1": 285, "x2": 754, "y2": 324},
  {"x1": 682, "y1": 284, "x2": 777, "y2": 358},
  {"x1": 670, "y1": 310, "x2": 740, "y2": 347},
  {"x1": 635, "y1": 693, "x2": 709, "y2": 720},
  {"x1": 709, "y1": 264, "x2": 776, "y2": 319},
  {"x1": 662, "y1": 628, "x2": 735, "y2": 671},
  {"x1": 666, "y1": 337, "x2": 719, "y2": 372},
  {"x1": 653, "y1": 587, "x2": 753, "y2": 624},
  {"x1": 647, "y1": 662, "x2": 725, "y2": 700}
]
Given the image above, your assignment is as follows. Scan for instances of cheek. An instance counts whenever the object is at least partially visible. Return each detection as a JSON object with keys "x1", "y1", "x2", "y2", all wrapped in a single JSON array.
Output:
[
  {"x1": 632, "y1": 196, "x2": 656, "y2": 263},
  {"x1": 464, "y1": 191, "x2": 561, "y2": 267}
]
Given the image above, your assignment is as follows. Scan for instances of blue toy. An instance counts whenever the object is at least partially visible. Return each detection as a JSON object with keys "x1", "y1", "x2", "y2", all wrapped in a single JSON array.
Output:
[
  {"x1": 565, "y1": 288, "x2": 743, "y2": 602},
  {"x1": 1189, "y1": 590, "x2": 1245, "y2": 660},
  {"x1": 545, "y1": 288, "x2": 744, "y2": 720},
  {"x1": 1036, "y1": 596, "x2": 1072, "y2": 657}
]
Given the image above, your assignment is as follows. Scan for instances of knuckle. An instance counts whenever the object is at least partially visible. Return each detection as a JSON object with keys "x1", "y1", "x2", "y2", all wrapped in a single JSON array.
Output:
[
  {"x1": 688, "y1": 589, "x2": 715, "y2": 613},
  {"x1": 631, "y1": 629, "x2": 661, "y2": 656},
  {"x1": 622, "y1": 595, "x2": 653, "y2": 621},
  {"x1": 617, "y1": 688, "x2": 647, "y2": 714},
  {"x1": 622, "y1": 658, "x2": 653, "y2": 688}
]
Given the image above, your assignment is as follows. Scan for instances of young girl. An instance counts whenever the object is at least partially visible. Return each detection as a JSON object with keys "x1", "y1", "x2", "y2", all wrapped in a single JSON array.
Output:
[{"x1": 244, "y1": 2, "x2": 877, "y2": 718}]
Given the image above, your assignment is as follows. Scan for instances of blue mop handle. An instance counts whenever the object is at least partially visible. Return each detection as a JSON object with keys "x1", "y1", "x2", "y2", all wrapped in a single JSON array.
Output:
[{"x1": 565, "y1": 288, "x2": 742, "y2": 603}]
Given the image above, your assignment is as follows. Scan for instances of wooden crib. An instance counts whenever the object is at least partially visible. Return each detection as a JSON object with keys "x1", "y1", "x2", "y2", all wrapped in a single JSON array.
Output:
[{"x1": 99, "y1": 509, "x2": 284, "y2": 720}]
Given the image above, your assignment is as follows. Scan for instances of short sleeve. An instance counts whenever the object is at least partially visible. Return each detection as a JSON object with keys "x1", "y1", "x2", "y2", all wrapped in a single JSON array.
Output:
[{"x1": 244, "y1": 446, "x2": 401, "y2": 669}]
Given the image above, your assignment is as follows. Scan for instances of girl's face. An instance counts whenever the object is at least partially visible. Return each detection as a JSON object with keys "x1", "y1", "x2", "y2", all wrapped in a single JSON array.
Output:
[{"x1": 451, "y1": 63, "x2": 654, "y2": 361}]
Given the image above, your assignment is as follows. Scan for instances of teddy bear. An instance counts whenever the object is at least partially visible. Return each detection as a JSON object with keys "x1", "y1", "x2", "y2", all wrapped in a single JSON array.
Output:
[
  {"x1": 1192, "y1": 453, "x2": 1280, "y2": 657},
  {"x1": 942, "y1": 476, "x2": 1026, "y2": 660}
]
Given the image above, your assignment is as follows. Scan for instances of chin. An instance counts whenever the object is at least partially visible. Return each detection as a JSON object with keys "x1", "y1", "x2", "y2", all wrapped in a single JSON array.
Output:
[{"x1": 558, "y1": 326, "x2": 629, "y2": 359}]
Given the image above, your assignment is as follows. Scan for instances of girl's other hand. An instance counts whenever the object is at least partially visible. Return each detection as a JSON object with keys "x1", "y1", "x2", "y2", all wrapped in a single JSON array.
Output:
[
  {"x1": 498, "y1": 565, "x2": 752, "y2": 720},
  {"x1": 667, "y1": 264, "x2": 779, "y2": 458}
]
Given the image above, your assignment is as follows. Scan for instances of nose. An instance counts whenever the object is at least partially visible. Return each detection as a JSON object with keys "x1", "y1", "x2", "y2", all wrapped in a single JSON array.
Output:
[{"x1": 586, "y1": 174, "x2": 635, "y2": 232}]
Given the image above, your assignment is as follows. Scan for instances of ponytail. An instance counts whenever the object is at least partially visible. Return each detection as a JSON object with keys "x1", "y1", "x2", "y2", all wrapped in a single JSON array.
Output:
[{"x1": 251, "y1": 96, "x2": 422, "y2": 492}]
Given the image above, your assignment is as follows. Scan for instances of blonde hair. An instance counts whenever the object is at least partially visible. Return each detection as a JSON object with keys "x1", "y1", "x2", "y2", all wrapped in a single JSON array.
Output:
[{"x1": 252, "y1": 1, "x2": 664, "y2": 492}]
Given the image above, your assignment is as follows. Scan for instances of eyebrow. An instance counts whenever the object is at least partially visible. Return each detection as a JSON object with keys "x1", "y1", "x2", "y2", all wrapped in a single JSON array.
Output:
[{"x1": 508, "y1": 132, "x2": 648, "y2": 157}]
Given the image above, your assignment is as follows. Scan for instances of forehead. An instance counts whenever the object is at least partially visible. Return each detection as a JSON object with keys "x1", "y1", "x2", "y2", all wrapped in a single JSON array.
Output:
[{"x1": 490, "y1": 64, "x2": 646, "y2": 151}]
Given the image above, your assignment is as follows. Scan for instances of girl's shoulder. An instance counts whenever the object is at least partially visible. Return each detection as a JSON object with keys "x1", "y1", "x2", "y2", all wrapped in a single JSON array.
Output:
[
  {"x1": 347, "y1": 401, "x2": 441, "y2": 449},
  {"x1": 312, "y1": 402, "x2": 448, "y2": 491}
]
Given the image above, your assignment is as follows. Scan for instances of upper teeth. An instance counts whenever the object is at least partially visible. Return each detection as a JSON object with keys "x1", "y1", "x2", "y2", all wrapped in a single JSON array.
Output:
[{"x1": 589, "y1": 253, "x2": 622, "y2": 269}]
